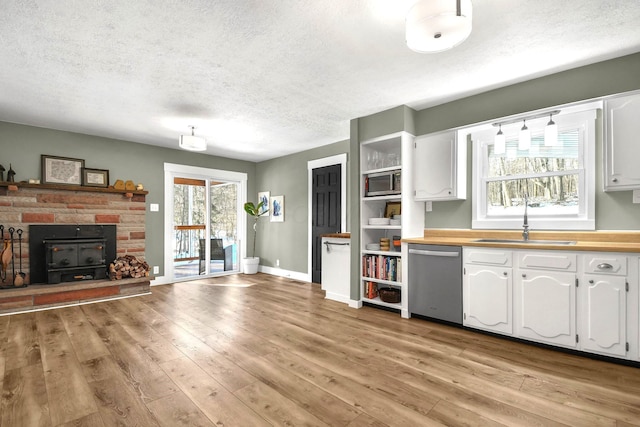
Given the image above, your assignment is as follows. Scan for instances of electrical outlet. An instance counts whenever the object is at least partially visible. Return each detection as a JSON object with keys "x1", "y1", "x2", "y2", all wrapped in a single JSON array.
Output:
[
  {"x1": 153, "y1": 266, "x2": 159, "y2": 275},
  {"x1": 425, "y1": 201, "x2": 433, "y2": 212},
  {"x1": 633, "y1": 190, "x2": 640, "y2": 204},
  {"x1": 150, "y1": 203, "x2": 159, "y2": 212},
  {"x1": 276, "y1": 259, "x2": 280, "y2": 267}
]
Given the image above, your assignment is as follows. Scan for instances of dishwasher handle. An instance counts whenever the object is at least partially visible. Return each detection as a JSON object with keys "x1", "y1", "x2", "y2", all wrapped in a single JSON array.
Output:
[{"x1": 409, "y1": 248, "x2": 459, "y2": 258}]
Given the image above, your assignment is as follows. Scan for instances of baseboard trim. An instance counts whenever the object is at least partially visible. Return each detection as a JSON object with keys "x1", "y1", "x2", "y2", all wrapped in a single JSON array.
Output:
[{"x1": 258, "y1": 266, "x2": 310, "y2": 282}]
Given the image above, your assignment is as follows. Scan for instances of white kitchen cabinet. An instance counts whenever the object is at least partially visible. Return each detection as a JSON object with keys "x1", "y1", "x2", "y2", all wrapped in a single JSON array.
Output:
[
  {"x1": 321, "y1": 237, "x2": 351, "y2": 304},
  {"x1": 463, "y1": 248, "x2": 513, "y2": 334},
  {"x1": 515, "y1": 250, "x2": 577, "y2": 348},
  {"x1": 580, "y1": 274, "x2": 627, "y2": 357},
  {"x1": 462, "y1": 246, "x2": 639, "y2": 361},
  {"x1": 604, "y1": 90, "x2": 640, "y2": 191},
  {"x1": 579, "y1": 253, "x2": 629, "y2": 357},
  {"x1": 464, "y1": 264, "x2": 513, "y2": 334},
  {"x1": 515, "y1": 269, "x2": 577, "y2": 349},
  {"x1": 414, "y1": 130, "x2": 466, "y2": 201}
]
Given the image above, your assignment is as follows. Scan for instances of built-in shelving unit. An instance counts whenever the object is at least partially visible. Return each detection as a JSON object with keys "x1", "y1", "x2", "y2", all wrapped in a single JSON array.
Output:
[{"x1": 359, "y1": 132, "x2": 424, "y2": 318}]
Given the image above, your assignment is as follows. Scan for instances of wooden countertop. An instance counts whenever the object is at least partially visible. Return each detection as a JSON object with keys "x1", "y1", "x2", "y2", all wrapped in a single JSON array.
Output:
[
  {"x1": 321, "y1": 233, "x2": 351, "y2": 239},
  {"x1": 402, "y1": 229, "x2": 640, "y2": 253}
]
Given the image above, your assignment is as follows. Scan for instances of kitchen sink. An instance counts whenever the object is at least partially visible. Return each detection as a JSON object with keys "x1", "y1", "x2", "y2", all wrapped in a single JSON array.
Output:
[{"x1": 474, "y1": 238, "x2": 576, "y2": 245}]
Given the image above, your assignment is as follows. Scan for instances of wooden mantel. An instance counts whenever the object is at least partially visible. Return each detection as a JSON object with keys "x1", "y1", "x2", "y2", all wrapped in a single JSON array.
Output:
[{"x1": 0, "y1": 181, "x2": 148, "y2": 196}]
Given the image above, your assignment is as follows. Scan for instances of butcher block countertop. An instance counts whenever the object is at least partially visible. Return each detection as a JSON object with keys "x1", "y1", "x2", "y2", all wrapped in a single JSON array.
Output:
[
  {"x1": 403, "y1": 229, "x2": 640, "y2": 253},
  {"x1": 321, "y1": 233, "x2": 351, "y2": 238}
]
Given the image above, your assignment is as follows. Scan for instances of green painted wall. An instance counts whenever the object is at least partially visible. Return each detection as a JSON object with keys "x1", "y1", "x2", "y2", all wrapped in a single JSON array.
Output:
[
  {"x1": 355, "y1": 51, "x2": 640, "y2": 232},
  {"x1": 254, "y1": 139, "x2": 350, "y2": 274},
  {"x1": 0, "y1": 122, "x2": 255, "y2": 277}
]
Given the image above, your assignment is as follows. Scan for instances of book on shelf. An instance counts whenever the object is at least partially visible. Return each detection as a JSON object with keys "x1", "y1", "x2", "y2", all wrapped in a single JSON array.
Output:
[
  {"x1": 362, "y1": 254, "x2": 399, "y2": 282},
  {"x1": 365, "y1": 281, "x2": 378, "y2": 299}
]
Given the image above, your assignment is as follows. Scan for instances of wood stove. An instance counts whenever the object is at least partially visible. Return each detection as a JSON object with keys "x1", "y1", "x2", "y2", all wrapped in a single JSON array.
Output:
[
  {"x1": 44, "y1": 237, "x2": 107, "y2": 283},
  {"x1": 29, "y1": 225, "x2": 117, "y2": 285}
]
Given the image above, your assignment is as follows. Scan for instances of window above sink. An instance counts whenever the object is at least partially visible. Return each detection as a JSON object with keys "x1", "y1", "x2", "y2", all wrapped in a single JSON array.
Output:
[{"x1": 466, "y1": 101, "x2": 600, "y2": 231}]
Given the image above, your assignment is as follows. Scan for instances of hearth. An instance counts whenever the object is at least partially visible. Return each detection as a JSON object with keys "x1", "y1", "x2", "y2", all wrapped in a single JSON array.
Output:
[{"x1": 29, "y1": 225, "x2": 116, "y2": 284}]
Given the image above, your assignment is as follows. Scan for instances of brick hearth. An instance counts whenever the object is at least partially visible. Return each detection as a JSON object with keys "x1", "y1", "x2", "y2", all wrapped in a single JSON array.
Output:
[{"x1": 0, "y1": 182, "x2": 149, "y2": 313}]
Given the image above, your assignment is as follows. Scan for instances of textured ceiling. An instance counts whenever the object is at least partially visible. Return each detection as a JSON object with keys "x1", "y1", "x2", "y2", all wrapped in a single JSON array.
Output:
[{"x1": 1, "y1": 0, "x2": 639, "y2": 162}]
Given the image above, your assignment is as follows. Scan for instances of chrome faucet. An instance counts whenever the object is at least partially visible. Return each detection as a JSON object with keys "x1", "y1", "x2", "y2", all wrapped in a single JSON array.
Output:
[{"x1": 522, "y1": 194, "x2": 530, "y2": 241}]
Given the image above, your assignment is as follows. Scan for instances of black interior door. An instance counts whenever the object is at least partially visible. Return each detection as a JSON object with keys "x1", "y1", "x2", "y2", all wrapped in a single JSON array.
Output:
[{"x1": 312, "y1": 164, "x2": 341, "y2": 283}]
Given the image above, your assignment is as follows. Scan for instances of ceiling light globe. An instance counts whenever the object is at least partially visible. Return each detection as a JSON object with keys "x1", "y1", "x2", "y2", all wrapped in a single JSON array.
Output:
[
  {"x1": 179, "y1": 134, "x2": 207, "y2": 151},
  {"x1": 406, "y1": 0, "x2": 473, "y2": 53}
]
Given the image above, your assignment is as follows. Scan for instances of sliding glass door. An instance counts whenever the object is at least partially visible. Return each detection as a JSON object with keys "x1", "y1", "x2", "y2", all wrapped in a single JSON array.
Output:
[{"x1": 170, "y1": 172, "x2": 241, "y2": 280}]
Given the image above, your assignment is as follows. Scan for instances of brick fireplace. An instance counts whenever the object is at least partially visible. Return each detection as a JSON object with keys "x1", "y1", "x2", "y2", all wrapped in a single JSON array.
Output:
[{"x1": 0, "y1": 182, "x2": 150, "y2": 314}]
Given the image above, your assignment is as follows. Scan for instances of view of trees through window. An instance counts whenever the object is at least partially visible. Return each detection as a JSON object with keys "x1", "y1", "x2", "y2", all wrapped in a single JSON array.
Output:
[
  {"x1": 486, "y1": 130, "x2": 580, "y2": 216},
  {"x1": 173, "y1": 180, "x2": 238, "y2": 261},
  {"x1": 210, "y1": 182, "x2": 238, "y2": 242}
]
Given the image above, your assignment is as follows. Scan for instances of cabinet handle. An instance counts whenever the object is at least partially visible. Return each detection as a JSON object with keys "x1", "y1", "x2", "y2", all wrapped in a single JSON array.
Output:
[
  {"x1": 612, "y1": 178, "x2": 618, "y2": 182},
  {"x1": 522, "y1": 273, "x2": 526, "y2": 278},
  {"x1": 589, "y1": 280, "x2": 594, "y2": 284},
  {"x1": 597, "y1": 263, "x2": 613, "y2": 270},
  {"x1": 503, "y1": 272, "x2": 508, "y2": 276}
]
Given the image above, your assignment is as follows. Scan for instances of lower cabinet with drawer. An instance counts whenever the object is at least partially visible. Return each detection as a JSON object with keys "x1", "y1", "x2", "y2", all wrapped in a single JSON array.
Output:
[
  {"x1": 463, "y1": 247, "x2": 639, "y2": 362},
  {"x1": 463, "y1": 248, "x2": 513, "y2": 335},
  {"x1": 580, "y1": 253, "x2": 629, "y2": 358},
  {"x1": 515, "y1": 251, "x2": 578, "y2": 349}
]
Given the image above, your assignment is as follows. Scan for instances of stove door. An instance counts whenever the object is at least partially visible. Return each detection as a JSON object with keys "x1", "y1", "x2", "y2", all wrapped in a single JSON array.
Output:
[
  {"x1": 48, "y1": 244, "x2": 78, "y2": 268},
  {"x1": 78, "y1": 240, "x2": 106, "y2": 266}
]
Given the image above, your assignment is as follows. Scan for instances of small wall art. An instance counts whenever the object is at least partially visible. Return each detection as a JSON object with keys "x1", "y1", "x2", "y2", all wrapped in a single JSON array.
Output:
[
  {"x1": 270, "y1": 195, "x2": 284, "y2": 222},
  {"x1": 258, "y1": 191, "x2": 270, "y2": 216},
  {"x1": 83, "y1": 168, "x2": 110, "y2": 188}
]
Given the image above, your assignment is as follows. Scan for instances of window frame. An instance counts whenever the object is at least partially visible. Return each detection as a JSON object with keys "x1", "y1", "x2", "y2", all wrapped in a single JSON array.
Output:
[{"x1": 471, "y1": 102, "x2": 600, "y2": 230}]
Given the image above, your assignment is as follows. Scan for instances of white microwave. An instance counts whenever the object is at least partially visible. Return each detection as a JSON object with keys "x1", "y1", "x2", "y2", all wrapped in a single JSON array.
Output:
[{"x1": 365, "y1": 170, "x2": 401, "y2": 196}]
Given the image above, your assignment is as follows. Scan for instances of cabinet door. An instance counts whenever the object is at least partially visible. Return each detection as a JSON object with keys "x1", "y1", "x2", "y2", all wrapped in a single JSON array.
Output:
[
  {"x1": 515, "y1": 270, "x2": 577, "y2": 348},
  {"x1": 414, "y1": 131, "x2": 466, "y2": 201},
  {"x1": 580, "y1": 274, "x2": 627, "y2": 357},
  {"x1": 464, "y1": 265, "x2": 512, "y2": 334},
  {"x1": 604, "y1": 92, "x2": 640, "y2": 191}
]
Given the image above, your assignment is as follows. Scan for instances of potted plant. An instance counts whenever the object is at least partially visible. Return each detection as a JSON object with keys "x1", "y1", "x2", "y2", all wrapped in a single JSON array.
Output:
[{"x1": 243, "y1": 200, "x2": 268, "y2": 274}]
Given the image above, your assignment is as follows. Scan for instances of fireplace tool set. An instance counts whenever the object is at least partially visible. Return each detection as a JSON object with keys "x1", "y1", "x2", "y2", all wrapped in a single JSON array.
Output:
[{"x1": 0, "y1": 225, "x2": 26, "y2": 287}]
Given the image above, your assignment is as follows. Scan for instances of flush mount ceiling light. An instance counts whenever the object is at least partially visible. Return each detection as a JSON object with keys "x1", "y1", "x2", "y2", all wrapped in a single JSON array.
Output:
[
  {"x1": 406, "y1": 0, "x2": 473, "y2": 53},
  {"x1": 179, "y1": 126, "x2": 207, "y2": 152}
]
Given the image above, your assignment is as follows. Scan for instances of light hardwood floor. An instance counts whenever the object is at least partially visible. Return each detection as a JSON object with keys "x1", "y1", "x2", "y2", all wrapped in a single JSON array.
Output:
[{"x1": 1, "y1": 273, "x2": 639, "y2": 426}]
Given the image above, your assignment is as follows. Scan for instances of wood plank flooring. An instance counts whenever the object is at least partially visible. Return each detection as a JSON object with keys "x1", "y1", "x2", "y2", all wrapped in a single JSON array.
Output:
[{"x1": 0, "y1": 273, "x2": 639, "y2": 426}]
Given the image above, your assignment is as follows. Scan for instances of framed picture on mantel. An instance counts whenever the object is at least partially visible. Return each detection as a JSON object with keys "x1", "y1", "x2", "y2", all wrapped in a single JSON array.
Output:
[
  {"x1": 83, "y1": 168, "x2": 109, "y2": 188},
  {"x1": 41, "y1": 155, "x2": 84, "y2": 186}
]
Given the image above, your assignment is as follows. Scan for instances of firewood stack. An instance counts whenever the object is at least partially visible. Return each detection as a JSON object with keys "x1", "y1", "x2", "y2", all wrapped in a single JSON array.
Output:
[{"x1": 109, "y1": 255, "x2": 150, "y2": 280}]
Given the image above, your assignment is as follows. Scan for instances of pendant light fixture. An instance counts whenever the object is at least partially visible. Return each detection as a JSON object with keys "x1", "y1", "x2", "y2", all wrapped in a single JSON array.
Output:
[
  {"x1": 518, "y1": 120, "x2": 531, "y2": 150},
  {"x1": 544, "y1": 113, "x2": 558, "y2": 146},
  {"x1": 406, "y1": 0, "x2": 473, "y2": 53},
  {"x1": 179, "y1": 126, "x2": 207, "y2": 152},
  {"x1": 494, "y1": 124, "x2": 506, "y2": 154}
]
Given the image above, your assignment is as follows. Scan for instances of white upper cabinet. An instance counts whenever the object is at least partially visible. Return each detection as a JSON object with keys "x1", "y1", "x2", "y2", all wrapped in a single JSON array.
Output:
[
  {"x1": 604, "y1": 90, "x2": 640, "y2": 191},
  {"x1": 414, "y1": 130, "x2": 466, "y2": 201}
]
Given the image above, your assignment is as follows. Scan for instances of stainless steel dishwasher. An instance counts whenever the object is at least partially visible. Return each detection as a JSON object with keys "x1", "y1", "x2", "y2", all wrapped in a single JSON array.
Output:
[{"x1": 408, "y1": 244, "x2": 462, "y2": 324}]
